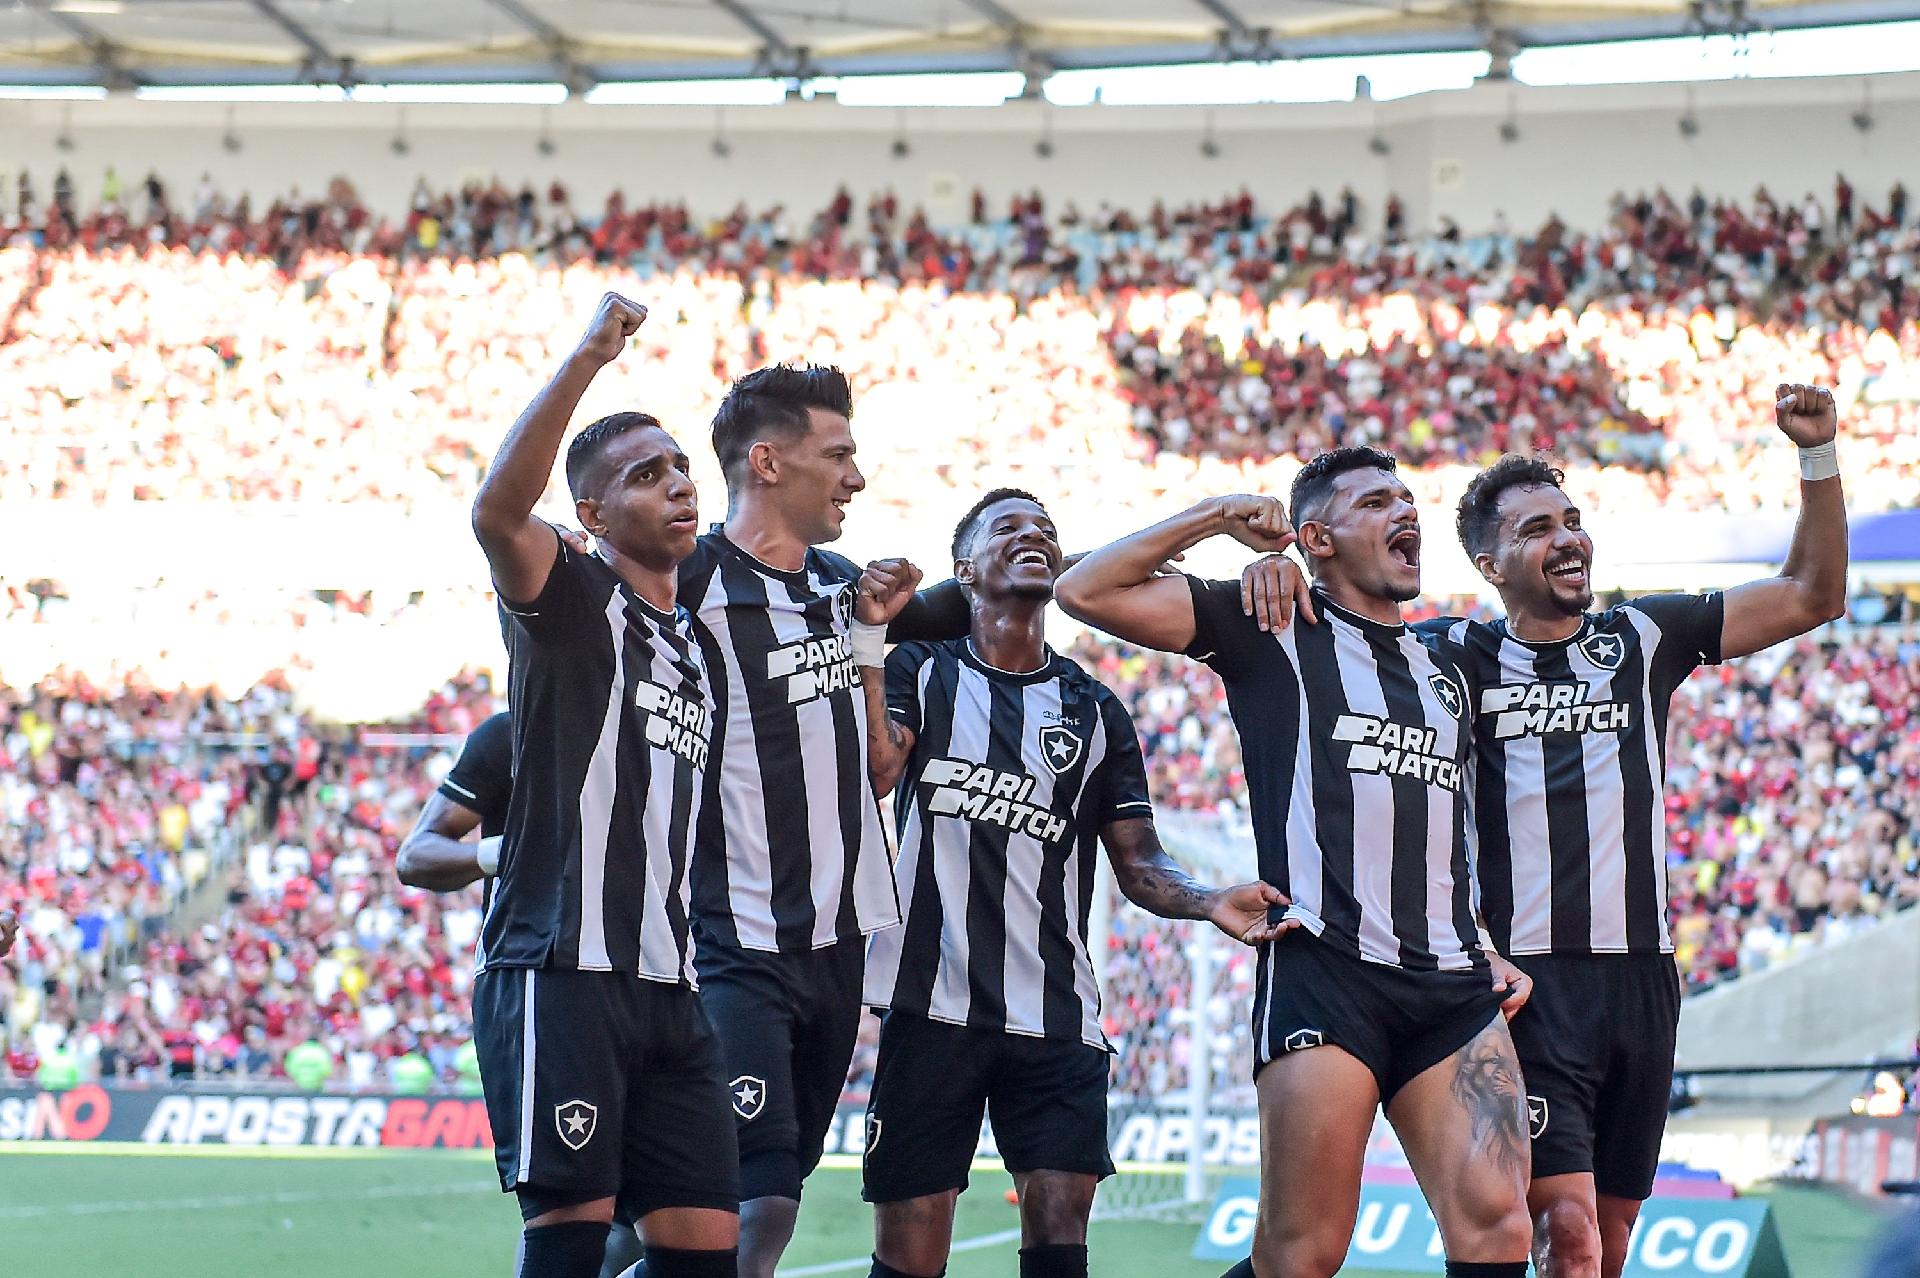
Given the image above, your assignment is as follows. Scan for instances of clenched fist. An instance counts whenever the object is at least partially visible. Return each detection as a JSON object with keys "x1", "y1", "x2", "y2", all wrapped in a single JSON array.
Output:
[
  {"x1": 1213, "y1": 494, "x2": 1296, "y2": 555},
  {"x1": 575, "y1": 292, "x2": 647, "y2": 367},
  {"x1": 1774, "y1": 383, "x2": 1838, "y2": 448}
]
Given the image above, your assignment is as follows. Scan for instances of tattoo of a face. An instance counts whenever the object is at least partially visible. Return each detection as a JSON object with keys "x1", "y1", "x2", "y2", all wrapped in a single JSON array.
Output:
[{"x1": 1451, "y1": 1033, "x2": 1528, "y2": 1178}]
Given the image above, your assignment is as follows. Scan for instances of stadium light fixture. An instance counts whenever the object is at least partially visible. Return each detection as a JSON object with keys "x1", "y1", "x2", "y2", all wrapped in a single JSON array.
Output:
[
  {"x1": 0, "y1": 85, "x2": 108, "y2": 100},
  {"x1": 1678, "y1": 87, "x2": 1700, "y2": 136},
  {"x1": 1851, "y1": 77, "x2": 1874, "y2": 131},
  {"x1": 1199, "y1": 110, "x2": 1221, "y2": 159},
  {"x1": 585, "y1": 79, "x2": 788, "y2": 106},
  {"x1": 222, "y1": 104, "x2": 242, "y2": 153},
  {"x1": 711, "y1": 108, "x2": 732, "y2": 159}
]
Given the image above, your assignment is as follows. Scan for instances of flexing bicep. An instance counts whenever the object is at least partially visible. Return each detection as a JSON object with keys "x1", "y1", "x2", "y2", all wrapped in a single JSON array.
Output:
[{"x1": 1055, "y1": 571, "x2": 1197, "y2": 653}]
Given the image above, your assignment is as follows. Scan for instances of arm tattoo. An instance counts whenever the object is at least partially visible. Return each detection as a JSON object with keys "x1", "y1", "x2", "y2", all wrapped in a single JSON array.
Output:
[
  {"x1": 1450, "y1": 1033, "x2": 1528, "y2": 1178},
  {"x1": 1111, "y1": 828, "x2": 1213, "y2": 920},
  {"x1": 884, "y1": 718, "x2": 910, "y2": 753}
]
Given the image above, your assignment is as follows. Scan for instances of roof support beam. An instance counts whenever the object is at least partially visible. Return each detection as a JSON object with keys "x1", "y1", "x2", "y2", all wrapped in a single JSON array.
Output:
[
  {"x1": 1193, "y1": 0, "x2": 1277, "y2": 59},
  {"x1": 479, "y1": 0, "x2": 597, "y2": 94},
  {"x1": 20, "y1": 0, "x2": 139, "y2": 89},
  {"x1": 711, "y1": 0, "x2": 811, "y2": 77},
  {"x1": 248, "y1": 0, "x2": 352, "y2": 83}
]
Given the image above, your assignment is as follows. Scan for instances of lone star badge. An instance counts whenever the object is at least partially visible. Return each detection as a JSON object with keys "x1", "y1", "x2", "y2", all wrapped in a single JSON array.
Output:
[{"x1": 555, "y1": 1099, "x2": 597, "y2": 1151}]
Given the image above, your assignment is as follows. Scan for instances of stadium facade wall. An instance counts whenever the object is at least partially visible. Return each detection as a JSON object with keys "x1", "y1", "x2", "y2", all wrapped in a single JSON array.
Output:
[
  {"x1": 1674, "y1": 906, "x2": 1920, "y2": 1115},
  {"x1": 3, "y1": 73, "x2": 1917, "y2": 234}
]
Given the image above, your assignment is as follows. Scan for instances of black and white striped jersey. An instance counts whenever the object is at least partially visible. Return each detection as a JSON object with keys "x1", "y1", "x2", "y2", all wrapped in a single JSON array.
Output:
[
  {"x1": 864, "y1": 640, "x2": 1152, "y2": 1048},
  {"x1": 1429, "y1": 593, "x2": 1723, "y2": 957},
  {"x1": 480, "y1": 533, "x2": 711, "y2": 986},
  {"x1": 677, "y1": 531, "x2": 902, "y2": 953},
  {"x1": 1185, "y1": 577, "x2": 1483, "y2": 972}
]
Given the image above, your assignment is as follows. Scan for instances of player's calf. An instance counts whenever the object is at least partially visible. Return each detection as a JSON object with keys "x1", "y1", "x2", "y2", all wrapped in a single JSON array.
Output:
[{"x1": 1012, "y1": 1170, "x2": 1097, "y2": 1277}]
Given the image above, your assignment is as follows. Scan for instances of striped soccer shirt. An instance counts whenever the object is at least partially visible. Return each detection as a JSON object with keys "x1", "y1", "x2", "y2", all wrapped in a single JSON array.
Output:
[
  {"x1": 480, "y1": 534, "x2": 710, "y2": 985},
  {"x1": 1430, "y1": 593, "x2": 1724, "y2": 956},
  {"x1": 864, "y1": 640, "x2": 1153, "y2": 1048},
  {"x1": 1186, "y1": 577, "x2": 1483, "y2": 972}
]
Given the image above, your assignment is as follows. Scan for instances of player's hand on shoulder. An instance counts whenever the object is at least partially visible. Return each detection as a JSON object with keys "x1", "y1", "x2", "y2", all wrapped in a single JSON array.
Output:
[
  {"x1": 0, "y1": 909, "x2": 17, "y2": 958},
  {"x1": 1487, "y1": 951, "x2": 1533, "y2": 1020},
  {"x1": 1240, "y1": 554, "x2": 1316, "y2": 633},
  {"x1": 575, "y1": 292, "x2": 647, "y2": 367},
  {"x1": 856, "y1": 557, "x2": 923, "y2": 625},
  {"x1": 1774, "y1": 383, "x2": 1837, "y2": 447},
  {"x1": 1213, "y1": 494, "x2": 1296, "y2": 555},
  {"x1": 548, "y1": 523, "x2": 592, "y2": 556},
  {"x1": 1208, "y1": 881, "x2": 1297, "y2": 947}
]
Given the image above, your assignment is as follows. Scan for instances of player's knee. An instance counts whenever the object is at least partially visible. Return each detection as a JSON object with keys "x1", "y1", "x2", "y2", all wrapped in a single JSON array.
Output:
[
  {"x1": 1535, "y1": 1198, "x2": 1602, "y2": 1276},
  {"x1": 1016, "y1": 1173, "x2": 1095, "y2": 1244},
  {"x1": 1251, "y1": 1225, "x2": 1346, "y2": 1278}
]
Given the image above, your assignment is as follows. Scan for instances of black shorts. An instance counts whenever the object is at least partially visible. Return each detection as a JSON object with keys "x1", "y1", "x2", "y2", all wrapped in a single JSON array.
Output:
[
  {"x1": 1252, "y1": 932, "x2": 1504, "y2": 1103},
  {"x1": 694, "y1": 928, "x2": 865, "y2": 1202},
  {"x1": 472, "y1": 966, "x2": 740, "y2": 1219},
  {"x1": 862, "y1": 1012, "x2": 1114, "y2": 1203},
  {"x1": 1506, "y1": 952, "x2": 1681, "y2": 1200}
]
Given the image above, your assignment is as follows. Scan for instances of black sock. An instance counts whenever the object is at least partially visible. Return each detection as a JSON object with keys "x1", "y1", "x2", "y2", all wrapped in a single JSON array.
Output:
[
  {"x1": 1444, "y1": 1263, "x2": 1529, "y2": 1277},
  {"x1": 519, "y1": 1221, "x2": 613, "y2": 1278},
  {"x1": 868, "y1": 1258, "x2": 943, "y2": 1278},
  {"x1": 641, "y1": 1246, "x2": 738, "y2": 1278},
  {"x1": 1019, "y1": 1243, "x2": 1088, "y2": 1278},
  {"x1": 1218, "y1": 1260, "x2": 1257, "y2": 1278}
]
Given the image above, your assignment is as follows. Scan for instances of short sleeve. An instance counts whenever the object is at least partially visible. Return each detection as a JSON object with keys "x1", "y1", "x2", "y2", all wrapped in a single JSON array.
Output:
[
  {"x1": 497, "y1": 529, "x2": 593, "y2": 638},
  {"x1": 1093, "y1": 693, "x2": 1154, "y2": 827},
  {"x1": 439, "y1": 712, "x2": 513, "y2": 831},
  {"x1": 1181, "y1": 574, "x2": 1266, "y2": 679},
  {"x1": 1629, "y1": 593, "x2": 1725, "y2": 697},
  {"x1": 883, "y1": 643, "x2": 935, "y2": 738}
]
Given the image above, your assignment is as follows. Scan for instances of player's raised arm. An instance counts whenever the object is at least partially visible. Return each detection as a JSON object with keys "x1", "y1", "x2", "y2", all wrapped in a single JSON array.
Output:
[
  {"x1": 1054, "y1": 495, "x2": 1294, "y2": 652},
  {"x1": 1719, "y1": 384, "x2": 1849, "y2": 659},
  {"x1": 471, "y1": 292, "x2": 646, "y2": 603},
  {"x1": 396, "y1": 792, "x2": 491, "y2": 891},
  {"x1": 852, "y1": 557, "x2": 924, "y2": 796}
]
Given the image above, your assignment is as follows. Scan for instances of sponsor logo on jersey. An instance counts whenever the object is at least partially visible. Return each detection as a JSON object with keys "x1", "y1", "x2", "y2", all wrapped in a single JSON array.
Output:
[
  {"x1": 918, "y1": 758, "x2": 1069, "y2": 842},
  {"x1": 1479, "y1": 681, "x2": 1633, "y2": 741},
  {"x1": 633, "y1": 680, "x2": 712, "y2": 769},
  {"x1": 1330, "y1": 715, "x2": 1463, "y2": 791},
  {"x1": 555, "y1": 1099, "x2": 597, "y2": 1151},
  {"x1": 766, "y1": 632, "x2": 857, "y2": 706},
  {"x1": 730, "y1": 1075, "x2": 767, "y2": 1121},
  {"x1": 1038, "y1": 725, "x2": 1083, "y2": 774}
]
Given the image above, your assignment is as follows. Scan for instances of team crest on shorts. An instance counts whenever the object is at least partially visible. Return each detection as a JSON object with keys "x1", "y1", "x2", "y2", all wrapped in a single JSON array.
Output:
[
  {"x1": 1282, "y1": 1028, "x2": 1325, "y2": 1053},
  {"x1": 1427, "y1": 671, "x2": 1464, "y2": 719},
  {"x1": 730, "y1": 1075, "x2": 767, "y2": 1121},
  {"x1": 1527, "y1": 1095, "x2": 1550, "y2": 1139},
  {"x1": 1578, "y1": 631, "x2": 1625, "y2": 671},
  {"x1": 1038, "y1": 725, "x2": 1082, "y2": 774},
  {"x1": 555, "y1": 1099, "x2": 598, "y2": 1151},
  {"x1": 864, "y1": 1113, "x2": 882, "y2": 1156}
]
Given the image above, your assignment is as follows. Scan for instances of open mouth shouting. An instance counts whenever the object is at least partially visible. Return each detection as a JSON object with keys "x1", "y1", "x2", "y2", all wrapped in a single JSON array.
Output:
[{"x1": 1387, "y1": 526, "x2": 1421, "y2": 571}]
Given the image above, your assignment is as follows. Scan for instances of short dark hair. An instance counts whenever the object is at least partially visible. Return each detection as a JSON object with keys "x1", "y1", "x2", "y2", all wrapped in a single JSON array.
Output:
[
  {"x1": 710, "y1": 363, "x2": 854, "y2": 485},
  {"x1": 1288, "y1": 446, "x2": 1399, "y2": 528},
  {"x1": 953, "y1": 487, "x2": 1044, "y2": 559},
  {"x1": 1455, "y1": 455, "x2": 1568, "y2": 559},
  {"x1": 564, "y1": 411, "x2": 661, "y2": 502}
]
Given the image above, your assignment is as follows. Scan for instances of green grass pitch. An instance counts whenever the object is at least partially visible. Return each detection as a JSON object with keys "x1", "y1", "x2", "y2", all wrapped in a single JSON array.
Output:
[{"x1": 0, "y1": 1146, "x2": 1896, "y2": 1277}]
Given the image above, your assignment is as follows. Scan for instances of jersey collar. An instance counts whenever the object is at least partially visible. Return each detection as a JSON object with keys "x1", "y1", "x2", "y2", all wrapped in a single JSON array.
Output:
[
  {"x1": 1311, "y1": 588, "x2": 1407, "y2": 641},
  {"x1": 960, "y1": 639, "x2": 1059, "y2": 685}
]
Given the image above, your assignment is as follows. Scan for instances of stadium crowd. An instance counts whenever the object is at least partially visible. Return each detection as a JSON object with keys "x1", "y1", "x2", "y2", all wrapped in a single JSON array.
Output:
[
  {"x1": 2, "y1": 624, "x2": 1915, "y2": 1100},
  {"x1": 2, "y1": 175, "x2": 1918, "y2": 520}
]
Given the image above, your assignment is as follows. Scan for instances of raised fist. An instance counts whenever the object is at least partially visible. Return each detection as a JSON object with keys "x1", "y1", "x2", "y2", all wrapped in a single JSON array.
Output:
[
  {"x1": 1774, "y1": 383, "x2": 1838, "y2": 448},
  {"x1": 1214, "y1": 494, "x2": 1296, "y2": 554},
  {"x1": 576, "y1": 292, "x2": 647, "y2": 366}
]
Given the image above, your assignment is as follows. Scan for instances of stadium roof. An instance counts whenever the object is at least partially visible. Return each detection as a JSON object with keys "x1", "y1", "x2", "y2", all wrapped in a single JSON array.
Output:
[{"x1": 2, "y1": 0, "x2": 1915, "y2": 91}]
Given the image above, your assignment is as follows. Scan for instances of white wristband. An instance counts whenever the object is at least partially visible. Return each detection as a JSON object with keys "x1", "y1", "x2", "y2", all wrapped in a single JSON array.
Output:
[
  {"x1": 476, "y1": 836, "x2": 502, "y2": 877},
  {"x1": 851, "y1": 620, "x2": 889, "y2": 669},
  {"x1": 1798, "y1": 441, "x2": 1839, "y2": 482}
]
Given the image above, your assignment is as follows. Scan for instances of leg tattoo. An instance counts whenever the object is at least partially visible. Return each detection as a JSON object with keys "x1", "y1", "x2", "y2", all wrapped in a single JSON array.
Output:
[{"x1": 1450, "y1": 1034, "x2": 1528, "y2": 1178}]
